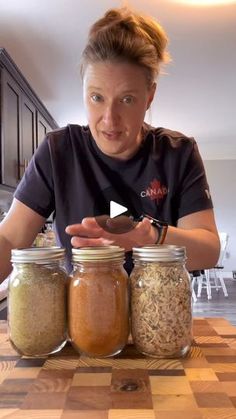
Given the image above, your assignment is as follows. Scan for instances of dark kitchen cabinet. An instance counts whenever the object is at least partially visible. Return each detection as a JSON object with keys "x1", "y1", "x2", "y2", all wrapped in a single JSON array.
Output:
[
  {"x1": 21, "y1": 93, "x2": 37, "y2": 173},
  {"x1": 1, "y1": 69, "x2": 21, "y2": 187},
  {"x1": 0, "y1": 48, "x2": 58, "y2": 189},
  {"x1": 37, "y1": 112, "x2": 52, "y2": 147}
]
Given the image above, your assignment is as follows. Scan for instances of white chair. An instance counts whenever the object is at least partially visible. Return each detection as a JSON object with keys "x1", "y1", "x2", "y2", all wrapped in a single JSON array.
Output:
[
  {"x1": 197, "y1": 232, "x2": 229, "y2": 299},
  {"x1": 190, "y1": 270, "x2": 205, "y2": 303}
]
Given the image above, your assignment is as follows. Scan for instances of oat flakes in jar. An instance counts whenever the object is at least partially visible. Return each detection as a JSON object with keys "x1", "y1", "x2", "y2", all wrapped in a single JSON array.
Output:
[
  {"x1": 130, "y1": 245, "x2": 192, "y2": 358},
  {"x1": 8, "y1": 247, "x2": 68, "y2": 356},
  {"x1": 68, "y1": 246, "x2": 129, "y2": 358}
]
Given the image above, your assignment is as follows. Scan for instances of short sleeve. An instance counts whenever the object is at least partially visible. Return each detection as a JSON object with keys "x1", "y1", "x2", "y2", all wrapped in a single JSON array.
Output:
[
  {"x1": 176, "y1": 140, "x2": 213, "y2": 220},
  {"x1": 14, "y1": 136, "x2": 55, "y2": 218}
]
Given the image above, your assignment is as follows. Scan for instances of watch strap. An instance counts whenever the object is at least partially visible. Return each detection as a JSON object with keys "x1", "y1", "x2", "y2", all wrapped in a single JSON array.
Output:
[{"x1": 143, "y1": 214, "x2": 168, "y2": 244}]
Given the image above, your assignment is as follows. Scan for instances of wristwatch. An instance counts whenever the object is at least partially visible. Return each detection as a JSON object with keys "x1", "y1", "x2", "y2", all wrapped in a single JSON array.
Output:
[{"x1": 137, "y1": 214, "x2": 168, "y2": 244}]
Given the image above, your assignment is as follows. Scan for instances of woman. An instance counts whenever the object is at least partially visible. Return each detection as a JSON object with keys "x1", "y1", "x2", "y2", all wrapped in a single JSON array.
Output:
[{"x1": 0, "y1": 7, "x2": 219, "y2": 281}]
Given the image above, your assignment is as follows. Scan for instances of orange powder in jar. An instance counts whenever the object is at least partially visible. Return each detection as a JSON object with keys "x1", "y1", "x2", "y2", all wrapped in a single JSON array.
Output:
[{"x1": 68, "y1": 247, "x2": 129, "y2": 357}]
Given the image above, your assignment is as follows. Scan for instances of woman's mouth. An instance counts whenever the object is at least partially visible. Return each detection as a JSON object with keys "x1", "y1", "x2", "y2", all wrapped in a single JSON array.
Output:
[{"x1": 102, "y1": 131, "x2": 122, "y2": 140}]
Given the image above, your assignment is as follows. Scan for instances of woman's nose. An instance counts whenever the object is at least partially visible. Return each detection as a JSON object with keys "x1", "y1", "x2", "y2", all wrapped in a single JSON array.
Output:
[{"x1": 102, "y1": 103, "x2": 120, "y2": 125}]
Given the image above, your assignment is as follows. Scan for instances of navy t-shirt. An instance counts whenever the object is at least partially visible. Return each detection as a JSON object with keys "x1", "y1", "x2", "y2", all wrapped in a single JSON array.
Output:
[{"x1": 14, "y1": 124, "x2": 213, "y2": 273}]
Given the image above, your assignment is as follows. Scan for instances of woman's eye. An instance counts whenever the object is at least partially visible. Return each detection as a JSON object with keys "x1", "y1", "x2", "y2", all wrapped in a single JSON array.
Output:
[
  {"x1": 122, "y1": 96, "x2": 133, "y2": 104},
  {"x1": 91, "y1": 94, "x2": 103, "y2": 102}
]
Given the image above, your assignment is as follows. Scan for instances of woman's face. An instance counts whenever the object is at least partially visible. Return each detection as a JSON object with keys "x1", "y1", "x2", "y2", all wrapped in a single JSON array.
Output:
[{"x1": 83, "y1": 61, "x2": 156, "y2": 160}]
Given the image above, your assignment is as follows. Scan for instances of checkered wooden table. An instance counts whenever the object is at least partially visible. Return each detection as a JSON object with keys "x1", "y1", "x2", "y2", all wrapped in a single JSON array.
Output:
[{"x1": 1, "y1": 318, "x2": 236, "y2": 418}]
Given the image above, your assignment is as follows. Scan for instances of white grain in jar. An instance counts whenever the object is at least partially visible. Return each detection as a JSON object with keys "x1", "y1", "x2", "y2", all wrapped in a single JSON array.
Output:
[{"x1": 131, "y1": 245, "x2": 192, "y2": 358}]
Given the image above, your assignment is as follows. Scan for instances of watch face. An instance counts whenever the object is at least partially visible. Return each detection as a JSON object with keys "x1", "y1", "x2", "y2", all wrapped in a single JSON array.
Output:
[
  {"x1": 142, "y1": 214, "x2": 168, "y2": 227},
  {"x1": 141, "y1": 215, "x2": 168, "y2": 244},
  {"x1": 134, "y1": 214, "x2": 168, "y2": 244}
]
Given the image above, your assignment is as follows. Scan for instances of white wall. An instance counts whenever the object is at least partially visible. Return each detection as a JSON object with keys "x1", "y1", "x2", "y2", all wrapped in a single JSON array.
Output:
[{"x1": 204, "y1": 159, "x2": 236, "y2": 272}]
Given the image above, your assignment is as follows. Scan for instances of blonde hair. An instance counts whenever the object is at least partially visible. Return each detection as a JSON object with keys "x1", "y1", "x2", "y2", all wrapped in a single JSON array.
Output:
[{"x1": 80, "y1": 8, "x2": 170, "y2": 86}]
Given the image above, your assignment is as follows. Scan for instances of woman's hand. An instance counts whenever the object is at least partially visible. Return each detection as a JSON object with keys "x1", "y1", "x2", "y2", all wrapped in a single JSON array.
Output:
[
  {"x1": 65, "y1": 208, "x2": 220, "y2": 270},
  {"x1": 65, "y1": 216, "x2": 157, "y2": 251}
]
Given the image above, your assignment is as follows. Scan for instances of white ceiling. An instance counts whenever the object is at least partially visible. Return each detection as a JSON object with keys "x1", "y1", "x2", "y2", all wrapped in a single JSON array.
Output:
[{"x1": 0, "y1": 0, "x2": 236, "y2": 159}]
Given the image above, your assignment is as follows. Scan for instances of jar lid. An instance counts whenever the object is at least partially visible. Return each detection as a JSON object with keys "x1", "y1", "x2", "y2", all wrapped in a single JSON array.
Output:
[
  {"x1": 11, "y1": 247, "x2": 65, "y2": 262},
  {"x1": 72, "y1": 246, "x2": 125, "y2": 261},
  {"x1": 132, "y1": 245, "x2": 186, "y2": 262}
]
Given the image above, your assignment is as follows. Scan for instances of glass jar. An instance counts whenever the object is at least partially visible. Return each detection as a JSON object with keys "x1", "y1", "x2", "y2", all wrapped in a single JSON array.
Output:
[
  {"x1": 68, "y1": 246, "x2": 129, "y2": 357},
  {"x1": 8, "y1": 247, "x2": 68, "y2": 356},
  {"x1": 130, "y1": 245, "x2": 192, "y2": 358}
]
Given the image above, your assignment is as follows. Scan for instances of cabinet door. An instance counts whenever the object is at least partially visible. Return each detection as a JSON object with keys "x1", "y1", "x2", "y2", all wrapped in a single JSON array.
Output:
[
  {"x1": 37, "y1": 112, "x2": 51, "y2": 147},
  {"x1": 1, "y1": 69, "x2": 21, "y2": 187},
  {"x1": 20, "y1": 94, "x2": 36, "y2": 178}
]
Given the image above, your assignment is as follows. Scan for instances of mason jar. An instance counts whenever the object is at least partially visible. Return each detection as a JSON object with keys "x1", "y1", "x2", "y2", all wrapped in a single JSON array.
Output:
[
  {"x1": 68, "y1": 246, "x2": 129, "y2": 357},
  {"x1": 130, "y1": 245, "x2": 192, "y2": 358},
  {"x1": 8, "y1": 247, "x2": 68, "y2": 356}
]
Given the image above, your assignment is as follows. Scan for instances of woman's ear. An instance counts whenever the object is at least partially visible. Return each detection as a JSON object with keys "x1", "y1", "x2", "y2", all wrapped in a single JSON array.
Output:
[{"x1": 147, "y1": 83, "x2": 157, "y2": 110}]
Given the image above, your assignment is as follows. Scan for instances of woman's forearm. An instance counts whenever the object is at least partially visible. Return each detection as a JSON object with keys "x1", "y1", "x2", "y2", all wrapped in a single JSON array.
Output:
[
  {"x1": 165, "y1": 225, "x2": 220, "y2": 271},
  {"x1": 0, "y1": 235, "x2": 13, "y2": 283}
]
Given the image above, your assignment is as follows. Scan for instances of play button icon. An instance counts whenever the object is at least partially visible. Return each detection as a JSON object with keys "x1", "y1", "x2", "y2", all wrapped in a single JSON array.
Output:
[
  {"x1": 93, "y1": 185, "x2": 144, "y2": 234},
  {"x1": 110, "y1": 201, "x2": 128, "y2": 218}
]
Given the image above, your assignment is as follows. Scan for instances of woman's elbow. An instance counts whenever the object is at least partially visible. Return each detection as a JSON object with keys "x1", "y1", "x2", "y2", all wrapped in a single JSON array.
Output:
[{"x1": 206, "y1": 233, "x2": 221, "y2": 268}]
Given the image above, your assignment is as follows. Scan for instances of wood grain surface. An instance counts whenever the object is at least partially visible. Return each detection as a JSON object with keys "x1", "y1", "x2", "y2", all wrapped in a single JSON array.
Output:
[{"x1": 0, "y1": 318, "x2": 236, "y2": 418}]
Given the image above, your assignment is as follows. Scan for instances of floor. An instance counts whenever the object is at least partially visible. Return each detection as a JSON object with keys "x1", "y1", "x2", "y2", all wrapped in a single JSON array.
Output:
[{"x1": 1, "y1": 278, "x2": 236, "y2": 325}]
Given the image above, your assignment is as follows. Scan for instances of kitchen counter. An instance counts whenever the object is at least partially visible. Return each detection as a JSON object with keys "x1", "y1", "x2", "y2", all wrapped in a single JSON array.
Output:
[{"x1": 0, "y1": 318, "x2": 236, "y2": 418}]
